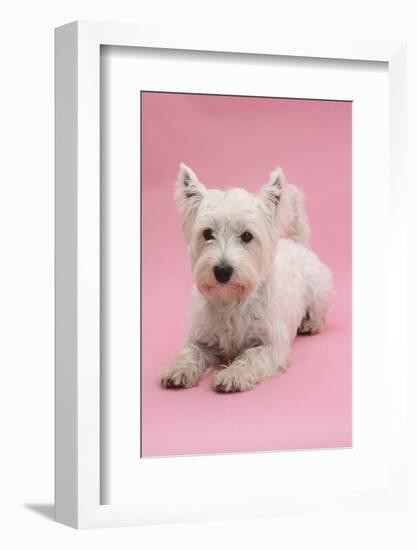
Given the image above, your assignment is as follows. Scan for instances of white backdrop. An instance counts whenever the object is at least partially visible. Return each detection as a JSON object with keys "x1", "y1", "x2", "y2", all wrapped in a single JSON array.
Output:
[{"x1": 0, "y1": 0, "x2": 416, "y2": 548}]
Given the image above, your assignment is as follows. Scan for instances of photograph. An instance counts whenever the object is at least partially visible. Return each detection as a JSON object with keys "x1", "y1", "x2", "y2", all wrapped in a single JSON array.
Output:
[{"x1": 141, "y1": 91, "x2": 352, "y2": 458}]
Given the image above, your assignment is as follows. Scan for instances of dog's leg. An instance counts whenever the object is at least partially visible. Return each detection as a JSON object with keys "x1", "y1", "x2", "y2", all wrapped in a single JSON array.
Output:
[
  {"x1": 159, "y1": 343, "x2": 212, "y2": 388},
  {"x1": 297, "y1": 310, "x2": 321, "y2": 335},
  {"x1": 297, "y1": 300, "x2": 330, "y2": 335},
  {"x1": 298, "y1": 261, "x2": 333, "y2": 335},
  {"x1": 212, "y1": 345, "x2": 289, "y2": 393}
]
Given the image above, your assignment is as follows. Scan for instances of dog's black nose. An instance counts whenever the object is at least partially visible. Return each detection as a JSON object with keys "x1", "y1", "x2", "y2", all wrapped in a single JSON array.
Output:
[{"x1": 213, "y1": 264, "x2": 234, "y2": 284}]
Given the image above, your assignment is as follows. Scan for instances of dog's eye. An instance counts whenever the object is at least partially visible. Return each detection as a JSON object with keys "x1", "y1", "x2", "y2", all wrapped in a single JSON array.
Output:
[
  {"x1": 203, "y1": 228, "x2": 214, "y2": 241},
  {"x1": 240, "y1": 231, "x2": 253, "y2": 243}
]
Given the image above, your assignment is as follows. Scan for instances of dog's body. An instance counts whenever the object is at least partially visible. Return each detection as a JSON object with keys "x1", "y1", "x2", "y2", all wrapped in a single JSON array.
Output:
[{"x1": 159, "y1": 164, "x2": 333, "y2": 392}]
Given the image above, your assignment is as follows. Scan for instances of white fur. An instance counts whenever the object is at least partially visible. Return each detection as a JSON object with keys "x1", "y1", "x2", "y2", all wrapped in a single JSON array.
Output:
[{"x1": 159, "y1": 164, "x2": 333, "y2": 392}]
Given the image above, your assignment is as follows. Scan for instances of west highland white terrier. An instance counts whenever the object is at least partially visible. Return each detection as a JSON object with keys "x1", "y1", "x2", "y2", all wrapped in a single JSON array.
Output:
[{"x1": 159, "y1": 163, "x2": 333, "y2": 392}]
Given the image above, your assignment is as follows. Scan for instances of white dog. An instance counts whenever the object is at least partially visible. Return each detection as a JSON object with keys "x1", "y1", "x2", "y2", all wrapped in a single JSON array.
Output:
[{"x1": 159, "y1": 163, "x2": 333, "y2": 392}]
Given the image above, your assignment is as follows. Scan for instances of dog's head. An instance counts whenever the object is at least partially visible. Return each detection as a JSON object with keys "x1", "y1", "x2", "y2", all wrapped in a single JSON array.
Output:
[{"x1": 175, "y1": 163, "x2": 287, "y2": 303}]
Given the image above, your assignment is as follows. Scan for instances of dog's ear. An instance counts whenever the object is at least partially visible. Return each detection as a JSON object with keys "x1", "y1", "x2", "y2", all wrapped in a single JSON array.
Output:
[
  {"x1": 175, "y1": 163, "x2": 207, "y2": 237},
  {"x1": 259, "y1": 167, "x2": 286, "y2": 216},
  {"x1": 259, "y1": 167, "x2": 311, "y2": 241}
]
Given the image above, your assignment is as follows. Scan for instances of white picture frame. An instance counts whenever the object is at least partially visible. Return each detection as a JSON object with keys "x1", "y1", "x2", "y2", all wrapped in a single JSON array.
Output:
[{"x1": 55, "y1": 20, "x2": 407, "y2": 529}]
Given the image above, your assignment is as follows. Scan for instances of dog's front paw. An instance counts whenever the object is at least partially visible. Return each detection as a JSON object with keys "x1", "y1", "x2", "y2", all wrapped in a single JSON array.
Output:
[
  {"x1": 212, "y1": 367, "x2": 257, "y2": 393},
  {"x1": 158, "y1": 361, "x2": 202, "y2": 389}
]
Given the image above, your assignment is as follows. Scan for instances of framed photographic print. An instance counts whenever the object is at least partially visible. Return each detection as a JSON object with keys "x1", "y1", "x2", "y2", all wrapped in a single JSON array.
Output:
[{"x1": 55, "y1": 21, "x2": 407, "y2": 528}]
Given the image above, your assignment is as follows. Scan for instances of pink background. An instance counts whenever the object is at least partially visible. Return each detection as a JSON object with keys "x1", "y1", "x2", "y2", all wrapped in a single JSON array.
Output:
[{"x1": 141, "y1": 92, "x2": 352, "y2": 457}]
